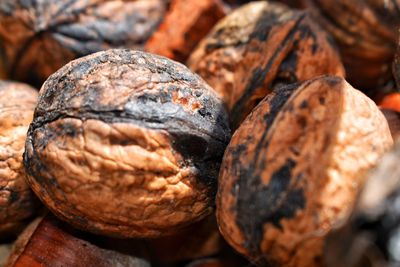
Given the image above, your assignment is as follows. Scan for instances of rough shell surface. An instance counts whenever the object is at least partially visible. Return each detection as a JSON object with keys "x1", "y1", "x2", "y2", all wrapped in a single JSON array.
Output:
[
  {"x1": 188, "y1": 1, "x2": 344, "y2": 129},
  {"x1": 24, "y1": 49, "x2": 231, "y2": 238},
  {"x1": 217, "y1": 76, "x2": 393, "y2": 267},
  {"x1": 0, "y1": 81, "x2": 39, "y2": 238},
  {"x1": 0, "y1": 0, "x2": 166, "y2": 86}
]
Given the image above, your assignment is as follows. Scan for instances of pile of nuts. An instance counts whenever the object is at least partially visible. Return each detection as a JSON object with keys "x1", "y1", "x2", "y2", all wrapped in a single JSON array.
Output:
[{"x1": 1, "y1": 1, "x2": 400, "y2": 267}]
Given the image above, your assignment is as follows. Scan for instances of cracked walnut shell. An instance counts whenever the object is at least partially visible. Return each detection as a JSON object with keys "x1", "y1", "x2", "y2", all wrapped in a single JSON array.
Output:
[
  {"x1": 217, "y1": 76, "x2": 393, "y2": 267},
  {"x1": 23, "y1": 49, "x2": 231, "y2": 238},
  {"x1": 0, "y1": 81, "x2": 39, "y2": 239},
  {"x1": 187, "y1": 1, "x2": 344, "y2": 129},
  {"x1": 0, "y1": 0, "x2": 166, "y2": 86}
]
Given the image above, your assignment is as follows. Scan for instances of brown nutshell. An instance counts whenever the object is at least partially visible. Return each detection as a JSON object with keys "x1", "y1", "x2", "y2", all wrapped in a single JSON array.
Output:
[
  {"x1": 305, "y1": 0, "x2": 400, "y2": 93},
  {"x1": 324, "y1": 142, "x2": 400, "y2": 267},
  {"x1": 0, "y1": 0, "x2": 166, "y2": 86},
  {"x1": 187, "y1": 1, "x2": 344, "y2": 129},
  {"x1": 23, "y1": 49, "x2": 231, "y2": 238},
  {"x1": 0, "y1": 81, "x2": 39, "y2": 239},
  {"x1": 145, "y1": 0, "x2": 227, "y2": 63},
  {"x1": 217, "y1": 76, "x2": 393, "y2": 267}
]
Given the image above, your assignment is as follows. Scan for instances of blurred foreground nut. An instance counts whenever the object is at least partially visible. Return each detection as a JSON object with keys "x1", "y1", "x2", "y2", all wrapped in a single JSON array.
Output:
[
  {"x1": 0, "y1": 81, "x2": 39, "y2": 239},
  {"x1": 0, "y1": 0, "x2": 166, "y2": 86},
  {"x1": 145, "y1": 0, "x2": 227, "y2": 62},
  {"x1": 325, "y1": 142, "x2": 400, "y2": 267},
  {"x1": 24, "y1": 49, "x2": 231, "y2": 238},
  {"x1": 305, "y1": 0, "x2": 400, "y2": 94},
  {"x1": 188, "y1": 1, "x2": 344, "y2": 129},
  {"x1": 217, "y1": 76, "x2": 393, "y2": 267},
  {"x1": 5, "y1": 214, "x2": 150, "y2": 267}
]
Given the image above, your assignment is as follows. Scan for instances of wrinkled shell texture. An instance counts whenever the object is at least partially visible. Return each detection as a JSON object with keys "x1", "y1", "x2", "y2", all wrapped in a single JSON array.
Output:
[
  {"x1": 24, "y1": 49, "x2": 230, "y2": 238},
  {"x1": 305, "y1": 0, "x2": 400, "y2": 92},
  {"x1": 145, "y1": 0, "x2": 226, "y2": 62},
  {"x1": 0, "y1": 81, "x2": 38, "y2": 236},
  {"x1": 217, "y1": 76, "x2": 393, "y2": 267},
  {"x1": 325, "y1": 142, "x2": 400, "y2": 267},
  {"x1": 188, "y1": 1, "x2": 344, "y2": 129},
  {"x1": 0, "y1": 0, "x2": 166, "y2": 86}
]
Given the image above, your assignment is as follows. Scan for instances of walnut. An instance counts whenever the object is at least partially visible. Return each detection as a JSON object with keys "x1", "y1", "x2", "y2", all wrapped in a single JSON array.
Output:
[
  {"x1": 305, "y1": 0, "x2": 400, "y2": 95},
  {"x1": 0, "y1": 81, "x2": 39, "y2": 239},
  {"x1": 187, "y1": 1, "x2": 344, "y2": 129},
  {"x1": 23, "y1": 49, "x2": 230, "y2": 238},
  {"x1": 324, "y1": 141, "x2": 400, "y2": 267},
  {"x1": 145, "y1": 0, "x2": 227, "y2": 63},
  {"x1": 217, "y1": 76, "x2": 393, "y2": 267},
  {"x1": 0, "y1": 0, "x2": 166, "y2": 86},
  {"x1": 5, "y1": 214, "x2": 150, "y2": 267}
]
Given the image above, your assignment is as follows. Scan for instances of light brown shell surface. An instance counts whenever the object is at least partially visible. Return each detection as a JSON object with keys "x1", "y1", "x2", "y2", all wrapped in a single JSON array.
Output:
[
  {"x1": 0, "y1": 81, "x2": 38, "y2": 238},
  {"x1": 188, "y1": 1, "x2": 344, "y2": 129},
  {"x1": 217, "y1": 76, "x2": 393, "y2": 267},
  {"x1": 24, "y1": 49, "x2": 230, "y2": 238}
]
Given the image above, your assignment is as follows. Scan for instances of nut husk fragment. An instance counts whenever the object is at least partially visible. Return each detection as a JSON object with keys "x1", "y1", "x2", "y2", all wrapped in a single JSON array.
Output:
[
  {"x1": 305, "y1": 0, "x2": 400, "y2": 94},
  {"x1": 0, "y1": 0, "x2": 166, "y2": 86},
  {"x1": 324, "y1": 141, "x2": 400, "y2": 267},
  {"x1": 217, "y1": 76, "x2": 393, "y2": 267},
  {"x1": 145, "y1": 0, "x2": 227, "y2": 63},
  {"x1": 24, "y1": 49, "x2": 231, "y2": 238},
  {"x1": 5, "y1": 214, "x2": 150, "y2": 267},
  {"x1": 0, "y1": 81, "x2": 39, "y2": 240},
  {"x1": 188, "y1": 1, "x2": 344, "y2": 129}
]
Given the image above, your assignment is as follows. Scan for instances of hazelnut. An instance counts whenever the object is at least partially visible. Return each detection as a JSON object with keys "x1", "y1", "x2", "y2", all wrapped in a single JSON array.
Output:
[
  {"x1": 145, "y1": 0, "x2": 227, "y2": 63},
  {"x1": 217, "y1": 76, "x2": 393, "y2": 266},
  {"x1": 325, "y1": 141, "x2": 400, "y2": 267},
  {"x1": 187, "y1": 1, "x2": 344, "y2": 129},
  {"x1": 0, "y1": 0, "x2": 166, "y2": 86},
  {"x1": 5, "y1": 214, "x2": 150, "y2": 267},
  {"x1": 304, "y1": 0, "x2": 400, "y2": 94},
  {"x1": 24, "y1": 49, "x2": 231, "y2": 238},
  {"x1": 0, "y1": 81, "x2": 39, "y2": 239}
]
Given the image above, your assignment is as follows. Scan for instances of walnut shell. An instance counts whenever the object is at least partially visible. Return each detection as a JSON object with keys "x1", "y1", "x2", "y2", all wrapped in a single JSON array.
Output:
[
  {"x1": 305, "y1": 0, "x2": 400, "y2": 94},
  {"x1": 0, "y1": 0, "x2": 166, "y2": 86},
  {"x1": 24, "y1": 49, "x2": 231, "y2": 238},
  {"x1": 145, "y1": 0, "x2": 227, "y2": 62},
  {"x1": 381, "y1": 109, "x2": 400, "y2": 141},
  {"x1": 5, "y1": 214, "x2": 150, "y2": 267},
  {"x1": 187, "y1": 1, "x2": 344, "y2": 129},
  {"x1": 0, "y1": 81, "x2": 39, "y2": 239},
  {"x1": 324, "y1": 141, "x2": 400, "y2": 267},
  {"x1": 217, "y1": 76, "x2": 393, "y2": 267}
]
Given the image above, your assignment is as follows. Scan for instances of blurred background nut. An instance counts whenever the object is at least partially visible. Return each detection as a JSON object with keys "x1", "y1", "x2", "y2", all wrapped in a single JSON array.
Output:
[
  {"x1": 0, "y1": 81, "x2": 39, "y2": 241},
  {"x1": 187, "y1": 1, "x2": 344, "y2": 129},
  {"x1": 217, "y1": 76, "x2": 393, "y2": 267},
  {"x1": 0, "y1": 0, "x2": 166, "y2": 87},
  {"x1": 5, "y1": 214, "x2": 150, "y2": 267},
  {"x1": 145, "y1": 0, "x2": 227, "y2": 63},
  {"x1": 24, "y1": 49, "x2": 231, "y2": 238},
  {"x1": 304, "y1": 0, "x2": 400, "y2": 95},
  {"x1": 324, "y1": 141, "x2": 400, "y2": 267}
]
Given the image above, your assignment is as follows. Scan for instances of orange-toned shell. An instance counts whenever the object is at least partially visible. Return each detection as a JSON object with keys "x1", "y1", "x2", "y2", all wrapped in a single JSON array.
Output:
[
  {"x1": 145, "y1": 0, "x2": 227, "y2": 62},
  {"x1": 5, "y1": 214, "x2": 150, "y2": 267},
  {"x1": 305, "y1": 0, "x2": 400, "y2": 94},
  {"x1": 0, "y1": 81, "x2": 39, "y2": 239},
  {"x1": 217, "y1": 76, "x2": 393, "y2": 267},
  {"x1": 0, "y1": 0, "x2": 166, "y2": 86},
  {"x1": 378, "y1": 93, "x2": 400, "y2": 112},
  {"x1": 24, "y1": 49, "x2": 231, "y2": 238},
  {"x1": 187, "y1": 1, "x2": 344, "y2": 129}
]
